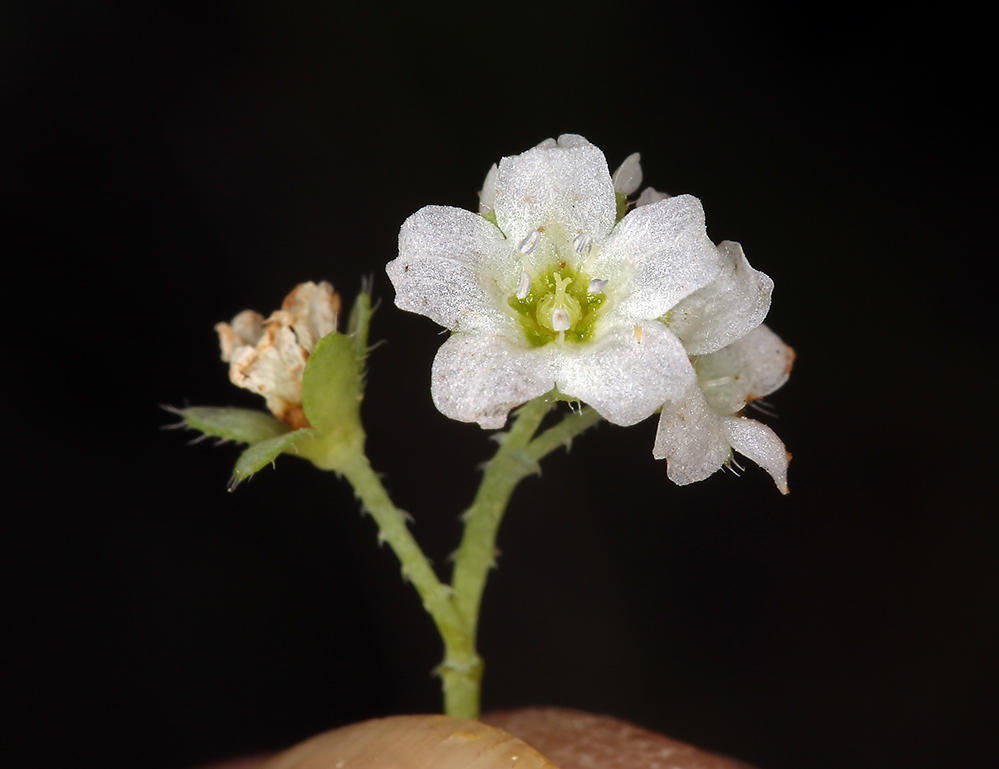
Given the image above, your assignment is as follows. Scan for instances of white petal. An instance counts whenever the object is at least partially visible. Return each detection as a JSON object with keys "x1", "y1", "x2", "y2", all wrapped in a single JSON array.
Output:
[
  {"x1": 478, "y1": 163, "x2": 498, "y2": 213},
  {"x1": 697, "y1": 324, "x2": 794, "y2": 401},
  {"x1": 667, "y1": 240, "x2": 773, "y2": 355},
  {"x1": 652, "y1": 384, "x2": 731, "y2": 486},
  {"x1": 612, "y1": 152, "x2": 643, "y2": 196},
  {"x1": 493, "y1": 142, "x2": 617, "y2": 243},
  {"x1": 723, "y1": 416, "x2": 790, "y2": 493},
  {"x1": 556, "y1": 322, "x2": 696, "y2": 426},
  {"x1": 694, "y1": 370, "x2": 748, "y2": 416},
  {"x1": 555, "y1": 134, "x2": 592, "y2": 148},
  {"x1": 389, "y1": 205, "x2": 513, "y2": 332},
  {"x1": 598, "y1": 194, "x2": 722, "y2": 320},
  {"x1": 636, "y1": 187, "x2": 671, "y2": 207},
  {"x1": 431, "y1": 333, "x2": 555, "y2": 429}
]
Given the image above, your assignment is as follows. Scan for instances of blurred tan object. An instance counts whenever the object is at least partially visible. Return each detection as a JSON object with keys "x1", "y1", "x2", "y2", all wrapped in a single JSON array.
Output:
[
  {"x1": 194, "y1": 708, "x2": 755, "y2": 769},
  {"x1": 482, "y1": 707, "x2": 757, "y2": 769},
  {"x1": 258, "y1": 714, "x2": 558, "y2": 769}
]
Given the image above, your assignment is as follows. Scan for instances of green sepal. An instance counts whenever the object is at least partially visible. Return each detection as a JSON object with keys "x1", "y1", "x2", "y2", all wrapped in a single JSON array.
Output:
[
  {"x1": 302, "y1": 333, "x2": 362, "y2": 432},
  {"x1": 175, "y1": 406, "x2": 290, "y2": 443},
  {"x1": 615, "y1": 190, "x2": 630, "y2": 222},
  {"x1": 546, "y1": 386, "x2": 581, "y2": 409},
  {"x1": 229, "y1": 428, "x2": 317, "y2": 489},
  {"x1": 296, "y1": 331, "x2": 365, "y2": 470},
  {"x1": 347, "y1": 282, "x2": 374, "y2": 361}
]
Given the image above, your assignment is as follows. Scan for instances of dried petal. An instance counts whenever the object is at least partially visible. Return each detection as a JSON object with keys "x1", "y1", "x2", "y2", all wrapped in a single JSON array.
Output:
[{"x1": 215, "y1": 281, "x2": 342, "y2": 429}]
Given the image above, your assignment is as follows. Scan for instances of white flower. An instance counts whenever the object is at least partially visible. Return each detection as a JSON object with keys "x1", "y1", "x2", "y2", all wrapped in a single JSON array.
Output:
[
  {"x1": 216, "y1": 281, "x2": 341, "y2": 429},
  {"x1": 387, "y1": 134, "x2": 773, "y2": 431},
  {"x1": 653, "y1": 324, "x2": 794, "y2": 493}
]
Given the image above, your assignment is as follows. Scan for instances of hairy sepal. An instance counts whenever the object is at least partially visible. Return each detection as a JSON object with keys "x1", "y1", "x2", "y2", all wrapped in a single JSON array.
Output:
[
  {"x1": 298, "y1": 331, "x2": 366, "y2": 470},
  {"x1": 177, "y1": 406, "x2": 290, "y2": 443},
  {"x1": 230, "y1": 429, "x2": 317, "y2": 488},
  {"x1": 347, "y1": 283, "x2": 374, "y2": 361}
]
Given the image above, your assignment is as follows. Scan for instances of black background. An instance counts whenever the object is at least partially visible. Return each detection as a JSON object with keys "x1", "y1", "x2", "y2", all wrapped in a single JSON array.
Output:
[{"x1": 3, "y1": 3, "x2": 994, "y2": 768}]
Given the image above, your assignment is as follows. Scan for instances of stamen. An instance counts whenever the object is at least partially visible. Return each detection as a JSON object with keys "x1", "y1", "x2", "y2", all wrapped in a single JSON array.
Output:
[
  {"x1": 518, "y1": 229, "x2": 541, "y2": 255},
  {"x1": 588, "y1": 278, "x2": 608, "y2": 294},
  {"x1": 515, "y1": 270, "x2": 531, "y2": 300},
  {"x1": 572, "y1": 233, "x2": 593, "y2": 255},
  {"x1": 551, "y1": 307, "x2": 571, "y2": 332}
]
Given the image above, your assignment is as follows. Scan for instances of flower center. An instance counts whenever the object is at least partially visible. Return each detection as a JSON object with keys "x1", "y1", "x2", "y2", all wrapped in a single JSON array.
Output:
[{"x1": 507, "y1": 229, "x2": 608, "y2": 347}]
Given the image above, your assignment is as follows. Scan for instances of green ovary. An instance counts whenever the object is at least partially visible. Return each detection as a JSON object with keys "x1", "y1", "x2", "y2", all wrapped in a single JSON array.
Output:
[{"x1": 508, "y1": 264, "x2": 607, "y2": 347}]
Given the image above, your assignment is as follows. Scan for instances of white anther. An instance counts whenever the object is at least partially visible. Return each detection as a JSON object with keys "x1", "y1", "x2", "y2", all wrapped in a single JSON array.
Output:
[
  {"x1": 551, "y1": 308, "x2": 571, "y2": 332},
  {"x1": 588, "y1": 278, "x2": 608, "y2": 294},
  {"x1": 572, "y1": 233, "x2": 593, "y2": 255},
  {"x1": 515, "y1": 270, "x2": 531, "y2": 300},
  {"x1": 518, "y1": 229, "x2": 541, "y2": 255}
]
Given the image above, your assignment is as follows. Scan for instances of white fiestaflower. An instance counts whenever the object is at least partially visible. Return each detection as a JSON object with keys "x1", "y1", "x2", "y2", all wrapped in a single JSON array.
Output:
[{"x1": 387, "y1": 135, "x2": 792, "y2": 490}]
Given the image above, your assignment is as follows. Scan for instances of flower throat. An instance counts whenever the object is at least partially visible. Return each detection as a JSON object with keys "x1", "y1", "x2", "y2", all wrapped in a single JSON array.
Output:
[{"x1": 507, "y1": 228, "x2": 607, "y2": 347}]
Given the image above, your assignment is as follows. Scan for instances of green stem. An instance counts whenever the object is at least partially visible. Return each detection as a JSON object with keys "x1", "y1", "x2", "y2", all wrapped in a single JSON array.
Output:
[
  {"x1": 336, "y1": 446, "x2": 471, "y2": 669},
  {"x1": 447, "y1": 399, "x2": 603, "y2": 718},
  {"x1": 451, "y1": 399, "x2": 551, "y2": 634},
  {"x1": 336, "y1": 402, "x2": 603, "y2": 721},
  {"x1": 525, "y1": 405, "x2": 603, "y2": 463}
]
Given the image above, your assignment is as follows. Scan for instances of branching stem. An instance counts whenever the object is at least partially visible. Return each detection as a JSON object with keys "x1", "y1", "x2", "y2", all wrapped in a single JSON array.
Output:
[
  {"x1": 446, "y1": 399, "x2": 602, "y2": 717},
  {"x1": 337, "y1": 447, "x2": 471, "y2": 662},
  {"x1": 337, "y1": 397, "x2": 603, "y2": 720}
]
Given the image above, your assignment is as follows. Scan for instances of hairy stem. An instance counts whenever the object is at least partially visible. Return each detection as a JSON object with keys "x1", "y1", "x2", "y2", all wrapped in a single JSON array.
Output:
[
  {"x1": 451, "y1": 399, "x2": 552, "y2": 638},
  {"x1": 336, "y1": 447, "x2": 471, "y2": 670},
  {"x1": 525, "y1": 405, "x2": 603, "y2": 463},
  {"x1": 447, "y1": 399, "x2": 603, "y2": 718},
  {"x1": 337, "y1": 402, "x2": 603, "y2": 720}
]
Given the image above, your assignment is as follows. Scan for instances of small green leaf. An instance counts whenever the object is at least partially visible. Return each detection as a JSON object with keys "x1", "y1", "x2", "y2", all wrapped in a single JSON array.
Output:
[
  {"x1": 175, "y1": 406, "x2": 290, "y2": 443},
  {"x1": 229, "y1": 429, "x2": 317, "y2": 489}
]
